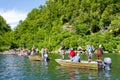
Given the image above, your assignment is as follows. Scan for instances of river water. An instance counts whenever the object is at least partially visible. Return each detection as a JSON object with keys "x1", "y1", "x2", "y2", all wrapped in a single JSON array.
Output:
[{"x1": 0, "y1": 53, "x2": 120, "y2": 80}]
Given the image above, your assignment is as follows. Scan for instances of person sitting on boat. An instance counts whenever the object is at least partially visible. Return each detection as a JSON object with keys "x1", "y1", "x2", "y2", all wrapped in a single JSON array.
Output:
[
  {"x1": 69, "y1": 48, "x2": 76, "y2": 59},
  {"x1": 71, "y1": 53, "x2": 80, "y2": 62},
  {"x1": 25, "y1": 49, "x2": 29, "y2": 55},
  {"x1": 28, "y1": 49, "x2": 31, "y2": 55},
  {"x1": 20, "y1": 48, "x2": 25, "y2": 55},
  {"x1": 20, "y1": 48, "x2": 23, "y2": 55}
]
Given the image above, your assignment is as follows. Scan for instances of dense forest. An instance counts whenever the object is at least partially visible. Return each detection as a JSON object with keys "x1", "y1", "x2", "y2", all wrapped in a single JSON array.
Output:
[
  {"x1": 0, "y1": 0, "x2": 120, "y2": 53},
  {"x1": 0, "y1": 16, "x2": 11, "y2": 51}
]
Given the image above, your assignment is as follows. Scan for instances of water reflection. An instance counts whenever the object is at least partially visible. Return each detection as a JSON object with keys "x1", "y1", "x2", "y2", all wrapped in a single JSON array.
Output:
[
  {"x1": 0, "y1": 54, "x2": 119, "y2": 80},
  {"x1": 0, "y1": 55, "x2": 30, "y2": 80},
  {"x1": 55, "y1": 66, "x2": 113, "y2": 80},
  {"x1": 68, "y1": 70, "x2": 81, "y2": 80},
  {"x1": 98, "y1": 69, "x2": 111, "y2": 80}
]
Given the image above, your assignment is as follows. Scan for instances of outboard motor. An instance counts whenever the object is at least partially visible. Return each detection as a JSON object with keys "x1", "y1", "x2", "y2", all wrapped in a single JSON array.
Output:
[{"x1": 103, "y1": 57, "x2": 112, "y2": 70}]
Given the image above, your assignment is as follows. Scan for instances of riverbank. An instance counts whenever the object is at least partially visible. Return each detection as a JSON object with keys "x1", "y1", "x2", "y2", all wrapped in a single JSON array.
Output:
[{"x1": 0, "y1": 50, "x2": 14, "y2": 54}]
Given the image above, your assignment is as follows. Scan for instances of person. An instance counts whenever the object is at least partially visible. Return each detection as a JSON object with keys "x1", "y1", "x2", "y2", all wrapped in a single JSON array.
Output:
[
  {"x1": 25, "y1": 49, "x2": 29, "y2": 55},
  {"x1": 69, "y1": 48, "x2": 76, "y2": 59},
  {"x1": 28, "y1": 49, "x2": 31, "y2": 55},
  {"x1": 20, "y1": 48, "x2": 23, "y2": 55},
  {"x1": 44, "y1": 53, "x2": 48, "y2": 62},
  {"x1": 44, "y1": 48, "x2": 49, "y2": 62},
  {"x1": 77, "y1": 46, "x2": 83, "y2": 54},
  {"x1": 71, "y1": 53, "x2": 80, "y2": 62},
  {"x1": 32, "y1": 45, "x2": 35, "y2": 51},
  {"x1": 36, "y1": 48, "x2": 39, "y2": 54},
  {"x1": 31, "y1": 45, "x2": 36, "y2": 55},
  {"x1": 86, "y1": 44, "x2": 94, "y2": 62},
  {"x1": 60, "y1": 42, "x2": 65, "y2": 59},
  {"x1": 44, "y1": 48, "x2": 48, "y2": 54},
  {"x1": 77, "y1": 46, "x2": 82, "y2": 51},
  {"x1": 96, "y1": 45, "x2": 103, "y2": 60},
  {"x1": 41, "y1": 47, "x2": 45, "y2": 58},
  {"x1": 13, "y1": 48, "x2": 16, "y2": 54}
]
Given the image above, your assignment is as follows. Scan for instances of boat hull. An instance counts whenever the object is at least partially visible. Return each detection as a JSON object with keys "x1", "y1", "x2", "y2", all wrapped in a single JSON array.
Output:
[
  {"x1": 29, "y1": 55, "x2": 43, "y2": 61},
  {"x1": 55, "y1": 59, "x2": 98, "y2": 70}
]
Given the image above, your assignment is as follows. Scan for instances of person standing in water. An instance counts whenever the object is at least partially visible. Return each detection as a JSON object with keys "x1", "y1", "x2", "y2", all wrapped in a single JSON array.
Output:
[
  {"x1": 41, "y1": 47, "x2": 45, "y2": 58},
  {"x1": 44, "y1": 48, "x2": 49, "y2": 62}
]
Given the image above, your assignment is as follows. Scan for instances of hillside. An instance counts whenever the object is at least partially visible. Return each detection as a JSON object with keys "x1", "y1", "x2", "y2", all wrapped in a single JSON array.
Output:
[
  {"x1": 12, "y1": 0, "x2": 120, "y2": 53},
  {"x1": 0, "y1": 15, "x2": 11, "y2": 51}
]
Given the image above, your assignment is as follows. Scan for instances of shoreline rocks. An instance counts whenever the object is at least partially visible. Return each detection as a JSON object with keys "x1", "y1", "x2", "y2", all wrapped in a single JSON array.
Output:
[{"x1": 0, "y1": 50, "x2": 14, "y2": 54}]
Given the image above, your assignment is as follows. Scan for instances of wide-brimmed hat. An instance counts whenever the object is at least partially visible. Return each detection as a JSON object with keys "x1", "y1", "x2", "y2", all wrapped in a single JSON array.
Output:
[
  {"x1": 99, "y1": 45, "x2": 102, "y2": 48},
  {"x1": 77, "y1": 53, "x2": 80, "y2": 56}
]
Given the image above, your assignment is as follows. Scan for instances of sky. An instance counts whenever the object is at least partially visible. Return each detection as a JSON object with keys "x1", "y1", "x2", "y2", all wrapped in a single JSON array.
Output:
[{"x1": 0, "y1": 0, "x2": 46, "y2": 29}]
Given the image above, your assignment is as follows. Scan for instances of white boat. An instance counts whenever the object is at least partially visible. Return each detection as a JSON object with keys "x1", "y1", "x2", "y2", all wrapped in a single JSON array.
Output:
[
  {"x1": 29, "y1": 55, "x2": 43, "y2": 61},
  {"x1": 55, "y1": 59, "x2": 98, "y2": 70}
]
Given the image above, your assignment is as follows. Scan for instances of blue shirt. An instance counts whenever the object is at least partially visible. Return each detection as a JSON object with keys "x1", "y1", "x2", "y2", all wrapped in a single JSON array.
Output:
[
  {"x1": 71, "y1": 56, "x2": 80, "y2": 62},
  {"x1": 87, "y1": 45, "x2": 94, "y2": 51}
]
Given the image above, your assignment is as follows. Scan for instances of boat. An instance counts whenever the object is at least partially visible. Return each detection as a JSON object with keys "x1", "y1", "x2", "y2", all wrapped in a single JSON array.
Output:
[
  {"x1": 29, "y1": 55, "x2": 43, "y2": 61},
  {"x1": 12, "y1": 53, "x2": 28, "y2": 56},
  {"x1": 55, "y1": 59, "x2": 98, "y2": 70}
]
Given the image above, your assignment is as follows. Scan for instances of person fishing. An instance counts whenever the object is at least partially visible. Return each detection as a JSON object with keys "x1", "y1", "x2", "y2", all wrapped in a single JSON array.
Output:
[
  {"x1": 96, "y1": 45, "x2": 103, "y2": 60},
  {"x1": 41, "y1": 47, "x2": 45, "y2": 58},
  {"x1": 31, "y1": 45, "x2": 36, "y2": 55},
  {"x1": 86, "y1": 44, "x2": 94, "y2": 62},
  {"x1": 60, "y1": 42, "x2": 65, "y2": 59},
  {"x1": 44, "y1": 48, "x2": 49, "y2": 62}
]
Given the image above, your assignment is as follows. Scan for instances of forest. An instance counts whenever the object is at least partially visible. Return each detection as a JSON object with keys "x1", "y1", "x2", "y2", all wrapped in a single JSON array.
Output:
[{"x1": 0, "y1": 0, "x2": 120, "y2": 53}]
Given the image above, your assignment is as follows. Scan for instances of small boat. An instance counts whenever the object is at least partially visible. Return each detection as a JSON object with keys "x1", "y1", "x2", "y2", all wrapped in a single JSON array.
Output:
[
  {"x1": 12, "y1": 53, "x2": 19, "y2": 56},
  {"x1": 55, "y1": 59, "x2": 98, "y2": 70},
  {"x1": 29, "y1": 55, "x2": 43, "y2": 61},
  {"x1": 12, "y1": 52, "x2": 22, "y2": 56},
  {"x1": 12, "y1": 53, "x2": 28, "y2": 56}
]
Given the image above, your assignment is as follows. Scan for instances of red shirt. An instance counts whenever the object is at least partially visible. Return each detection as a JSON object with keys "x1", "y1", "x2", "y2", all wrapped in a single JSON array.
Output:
[{"x1": 69, "y1": 50, "x2": 75, "y2": 57}]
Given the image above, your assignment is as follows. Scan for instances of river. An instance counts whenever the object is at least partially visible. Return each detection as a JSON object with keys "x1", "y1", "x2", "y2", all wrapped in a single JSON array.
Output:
[{"x1": 0, "y1": 53, "x2": 120, "y2": 80}]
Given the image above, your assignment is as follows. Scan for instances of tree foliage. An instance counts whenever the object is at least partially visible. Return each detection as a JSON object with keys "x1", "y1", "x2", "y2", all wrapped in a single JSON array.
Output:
[
  {"x1": 1, "y1": 0, "x2": 120, "y2": 53},
  {"x1": 0, "y1": 15, "x2": 11, "y2": 51}
]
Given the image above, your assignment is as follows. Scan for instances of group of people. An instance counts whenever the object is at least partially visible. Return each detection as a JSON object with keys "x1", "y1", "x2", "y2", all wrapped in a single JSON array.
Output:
[
  {"x1": 18, "y1": 45, "x2": 49, "y2": 60},
  {"x1": 60, "y1": 43, "x2": 104, "y2": 62},
  {"x1": 19, "y1": 48, "x2": 31, "y2": 56},
  {"x1": 86, "y1": 44, "x2": 104, "y2": 62},
  {"x1": 19, "y1": 45, "x2": 38, "y2": 56},
  {"x1": 14, "y1": 45, "x2": 49, "y2": 62},
  {"x1": 30, "y1": 46, "x2": 49, "y2": 62}
]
